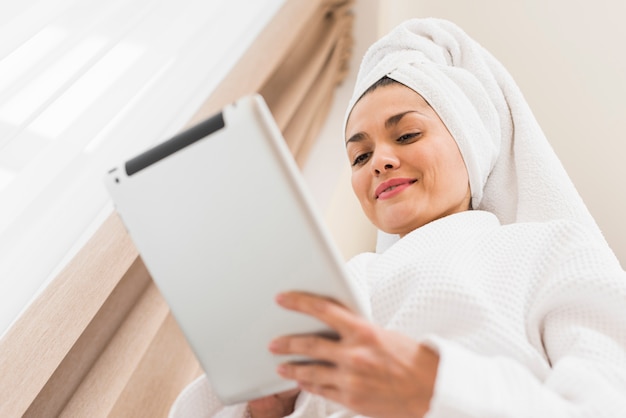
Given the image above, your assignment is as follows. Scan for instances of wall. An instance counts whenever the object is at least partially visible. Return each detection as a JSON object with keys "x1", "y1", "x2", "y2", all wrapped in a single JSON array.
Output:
[
  {"x1": 303, "y1": 0, "x2": 380, "y2": 259},
  {"x1": 377, "y1": 0, "x2": 626, "y2": 266}
]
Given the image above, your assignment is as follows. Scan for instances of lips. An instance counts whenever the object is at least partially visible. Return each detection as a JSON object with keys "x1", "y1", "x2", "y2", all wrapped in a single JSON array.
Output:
[{"x1": 375, "y1": 178, "x2": 417, "y2": 200}]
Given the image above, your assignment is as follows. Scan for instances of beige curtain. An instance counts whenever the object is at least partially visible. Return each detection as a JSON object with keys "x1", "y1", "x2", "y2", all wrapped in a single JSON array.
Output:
[{"x1": 0, "y1": 0, "x2": 354, "y2": 416}]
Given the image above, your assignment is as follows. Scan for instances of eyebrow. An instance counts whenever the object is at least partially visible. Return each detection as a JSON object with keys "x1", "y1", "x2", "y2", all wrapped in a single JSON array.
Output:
[
  {"x1": 385, "y1": 110, "x2": 417, "y2": 129},
  {"x1": 345, "y1": 110, "x2": 421, "y2": 146}
]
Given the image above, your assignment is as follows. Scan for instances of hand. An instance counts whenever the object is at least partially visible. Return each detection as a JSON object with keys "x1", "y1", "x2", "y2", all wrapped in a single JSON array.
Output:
[
  {"x1": 269, "y1": 292, "x2": 439, "y2": 418},
  {"x1": 246, "y1": 388, "x2": 300, "y2": 418}
]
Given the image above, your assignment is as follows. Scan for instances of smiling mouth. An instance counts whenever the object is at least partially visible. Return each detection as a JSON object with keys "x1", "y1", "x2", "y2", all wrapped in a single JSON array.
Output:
[
  {"x1": 382, "y1": 183, "x2": 406, "y2": 193},
  {"x1": 375, "y1": 179, "x2": 417, "y2": 199}
]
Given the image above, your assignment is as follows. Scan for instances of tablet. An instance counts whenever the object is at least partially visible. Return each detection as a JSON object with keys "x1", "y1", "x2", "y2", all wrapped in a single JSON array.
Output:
[{"x1": 104, "y1": 94, "x2": 366, "y2": 405}]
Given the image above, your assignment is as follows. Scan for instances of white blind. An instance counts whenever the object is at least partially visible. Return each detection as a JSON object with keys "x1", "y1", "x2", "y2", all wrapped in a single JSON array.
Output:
[{"x1": 0, "y1": 0, "x2": 285, "y2": 337}]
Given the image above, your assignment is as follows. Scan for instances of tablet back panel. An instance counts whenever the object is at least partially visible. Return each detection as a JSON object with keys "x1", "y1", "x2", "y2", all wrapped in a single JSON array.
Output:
[{"x1": 104, "y1": 95, "x2": 364, "y2": 404}]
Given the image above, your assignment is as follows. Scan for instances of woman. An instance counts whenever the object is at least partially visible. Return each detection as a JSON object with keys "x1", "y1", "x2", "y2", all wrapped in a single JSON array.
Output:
[{"x1": 172, "y1": 18, "x2": 626, "y2": 417}]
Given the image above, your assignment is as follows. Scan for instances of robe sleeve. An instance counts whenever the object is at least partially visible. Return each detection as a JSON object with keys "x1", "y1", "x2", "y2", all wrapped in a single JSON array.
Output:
[{"x1": 422, "y1": 225, "x2": 626, "y2": 417}]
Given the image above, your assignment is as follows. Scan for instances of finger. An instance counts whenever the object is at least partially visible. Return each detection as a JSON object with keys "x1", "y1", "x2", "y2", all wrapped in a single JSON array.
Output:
[
  {"x1": 278, "y1": 362, "x2": 368, "y2": 411},
  {"x1": 276, "y1": 291, "x2": 366, "y2": 337},
  {"x1": 269, "y1": 333, "x2": 338, "y2": 363},
  {"x1": 277, "y1": 361, "x2": 337, "y2": 388},
  {"x1": 275, "y1": 343, "x2": 377, "y2": 411}
]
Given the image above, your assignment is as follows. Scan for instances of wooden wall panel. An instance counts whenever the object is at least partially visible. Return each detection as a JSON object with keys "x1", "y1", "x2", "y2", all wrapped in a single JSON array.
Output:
[
  {"x1": 59, "y1": 281, "x2": 171, "y2": 417},
  {"x1": 0, "y1": 214, "x2": 138, "y2": 417},
  {"x1": 24, "y1": 256, "x2": 151, "y2": 417},
  {"x1": 108, "y1": 314, "x2": 203, "y2": 417}
]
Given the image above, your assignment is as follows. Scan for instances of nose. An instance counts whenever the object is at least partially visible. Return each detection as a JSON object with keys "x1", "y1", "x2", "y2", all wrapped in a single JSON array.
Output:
[{"x1": 371, "y1": 146, "x2": 399, "y2": 175}]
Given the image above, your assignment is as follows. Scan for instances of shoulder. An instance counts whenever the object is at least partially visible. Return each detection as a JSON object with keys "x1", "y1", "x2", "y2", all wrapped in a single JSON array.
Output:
[
  {"x1": 465, "y1": 216, "x2": 623, "y2": 284},
  {"x1": 505, "y1": 220, "x2": 625, "y2": 291},
  {"x1": 501, "y1": 218, "x2": 615, "y2": 260}
]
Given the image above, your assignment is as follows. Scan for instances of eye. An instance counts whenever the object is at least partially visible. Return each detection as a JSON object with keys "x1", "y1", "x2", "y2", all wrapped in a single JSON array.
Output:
[
  {"x1": 396, "y1": 132, "x2": 420, "y2": 143},
  {"x1": 352, "y1": 152, "x2": 371, "y2": 167}
]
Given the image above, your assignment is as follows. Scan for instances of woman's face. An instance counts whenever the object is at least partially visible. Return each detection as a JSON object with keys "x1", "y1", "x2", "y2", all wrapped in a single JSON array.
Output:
[{"x1": 345, "y1": 82, "x2": 471, "y2": 236}]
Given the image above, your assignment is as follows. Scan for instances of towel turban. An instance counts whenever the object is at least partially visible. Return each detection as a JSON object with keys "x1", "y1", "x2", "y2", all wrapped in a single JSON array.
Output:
[{"x1": 343, "y1": 18, "x2": 606, "y2": 250}]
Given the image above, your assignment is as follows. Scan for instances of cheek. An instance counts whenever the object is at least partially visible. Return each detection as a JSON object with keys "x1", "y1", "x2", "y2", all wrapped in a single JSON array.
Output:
[
  {"x1": 451, "y1": 151, "x2": 469, "y2": 186},
  {"x1": 351, "y1": 171, "x2": 371, "y2": 207},
  {"x1": 436, "y1": 140, "x2": 468, "y2": 186},
  {"x1": 446, "y1": 155, "x2": 470, "y2": 200}
]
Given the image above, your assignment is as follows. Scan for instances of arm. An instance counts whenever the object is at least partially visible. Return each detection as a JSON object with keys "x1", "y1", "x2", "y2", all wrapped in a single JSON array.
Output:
[
  {"x1": 270, "y1": 275, "x2": 626, "y2": 418},
  {"x1": 423, "y1": 261, "x2": 626, "y2": 418},
  {"x1": 270, "y1": 239, "x2": 626, "y2": 417},
  {"x1": 269, "y1": 292, "x2": 438, "y2": 418}
]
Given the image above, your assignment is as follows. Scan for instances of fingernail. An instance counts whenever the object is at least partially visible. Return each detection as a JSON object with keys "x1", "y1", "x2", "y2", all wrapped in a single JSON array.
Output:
[
  {"x1": 277, "y1": 364, "x2": 288, "y2": 376},
  {"x1": 268, "y1": 339, "x2": 282, "y2": 352}
]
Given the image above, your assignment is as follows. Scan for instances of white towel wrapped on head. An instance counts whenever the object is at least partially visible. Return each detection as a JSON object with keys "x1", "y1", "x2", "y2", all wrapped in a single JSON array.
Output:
[{"x1": 343, "y1": 18, "x2": 606, "y2": 251}]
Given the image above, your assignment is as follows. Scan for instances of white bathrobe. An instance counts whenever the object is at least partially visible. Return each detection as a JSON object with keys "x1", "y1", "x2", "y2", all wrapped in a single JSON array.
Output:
[{"x1": 172, "y1": 211, "x2": 626, "y2": 417}]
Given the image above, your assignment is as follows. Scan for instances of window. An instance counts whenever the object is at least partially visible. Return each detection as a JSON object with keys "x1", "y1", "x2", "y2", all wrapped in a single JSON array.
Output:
[{"x1": 0, "y1": 0, "x2": 285, "y2": 336}]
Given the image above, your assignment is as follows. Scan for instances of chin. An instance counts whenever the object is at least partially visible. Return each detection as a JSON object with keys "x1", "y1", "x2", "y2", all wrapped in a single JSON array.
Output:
[
  {"x1": 377, "y1": 221, "x2": 415, "y2": 237},
  {"x1": 369, "y1": 206, "x2": 425, "y2": 236},
  {"x1": 376, "y1": 212, "x2": 429, "y2": 237}
]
